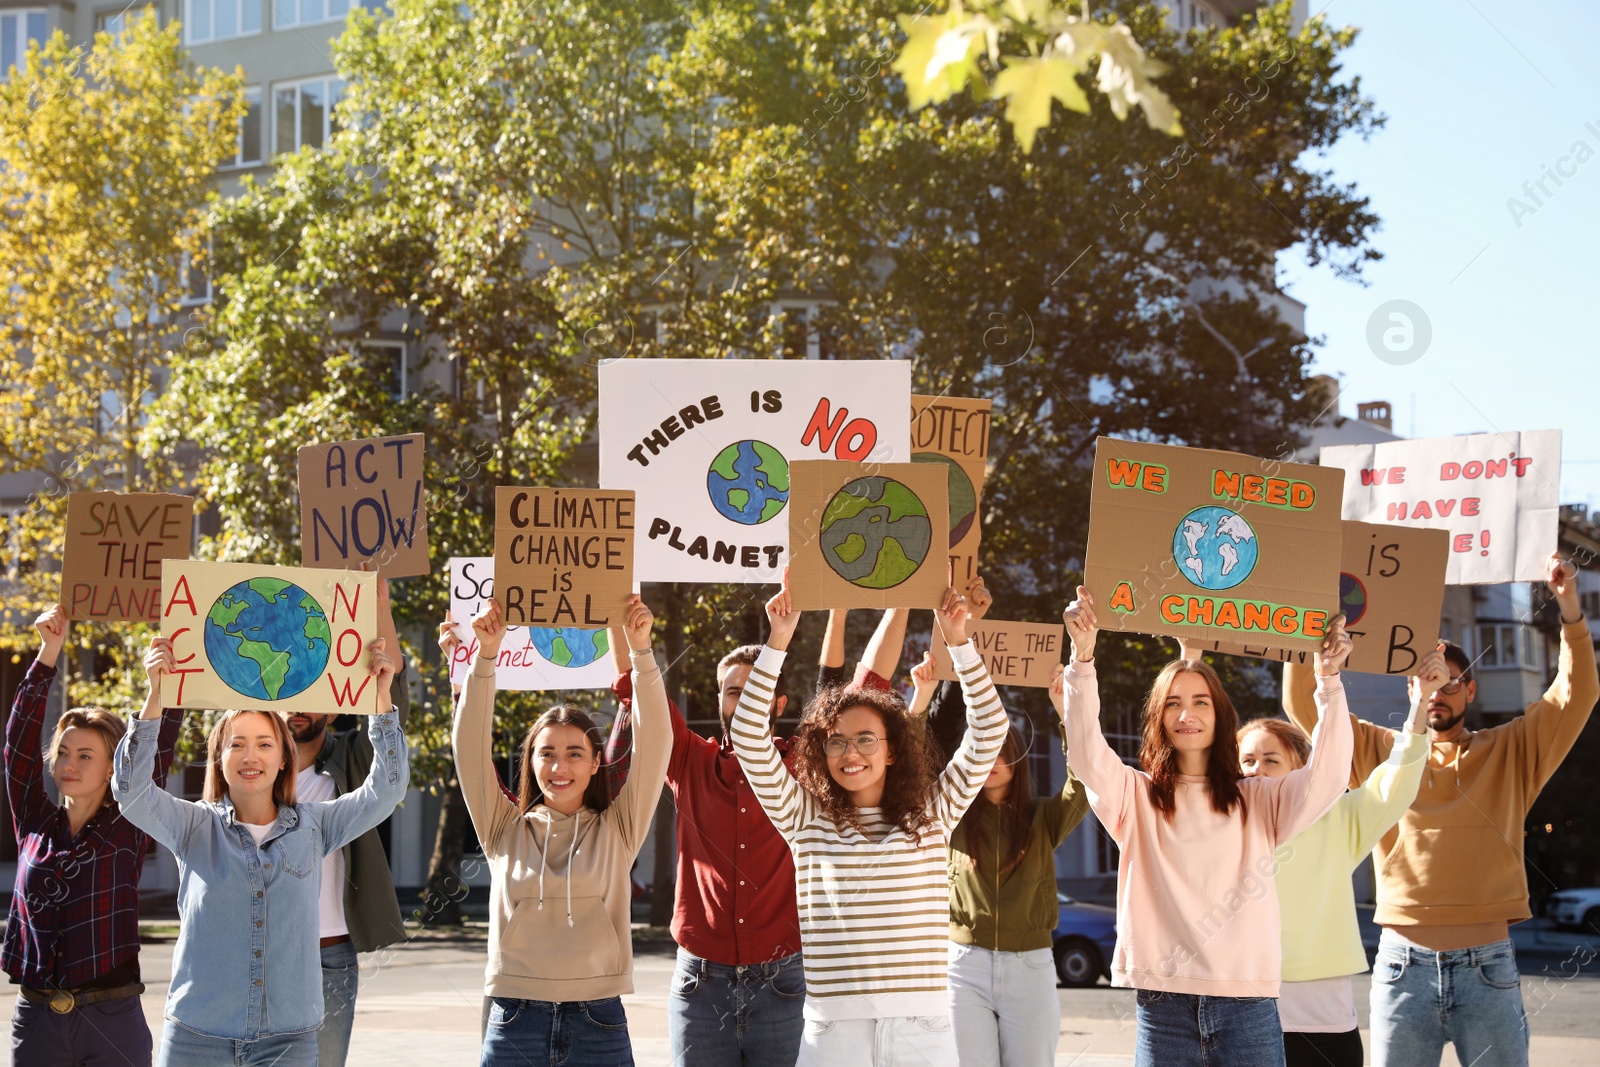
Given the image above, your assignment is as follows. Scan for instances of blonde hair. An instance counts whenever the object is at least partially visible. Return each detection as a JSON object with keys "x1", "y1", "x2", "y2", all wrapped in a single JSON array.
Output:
[
  {"x1": 46, "y1": 707, "x2": 124, "y2": 794},
  {"x1": 1235, "y1": 717, "x2": 1311, "y2": 770},
  {"x1": 202, "y1": 710, "x2": 297, "y2": 808}
]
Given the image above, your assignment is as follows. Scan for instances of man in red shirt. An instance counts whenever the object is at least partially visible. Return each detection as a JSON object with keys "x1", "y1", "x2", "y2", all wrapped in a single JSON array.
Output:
[{"x1": 604, "y1": 637, "x2": 803, "y2": 1066}]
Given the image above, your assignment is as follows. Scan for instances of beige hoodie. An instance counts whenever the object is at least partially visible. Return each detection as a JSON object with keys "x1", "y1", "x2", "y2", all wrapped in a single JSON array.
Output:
[{"x1": 453, "y1": 647, "x2": 669, "y2": 1002}]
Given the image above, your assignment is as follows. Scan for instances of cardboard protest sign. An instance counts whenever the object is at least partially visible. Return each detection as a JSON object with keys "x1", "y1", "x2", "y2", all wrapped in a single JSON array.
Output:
[
  {"x1": 1201, "y1": 521, "x2": 1449, "y2": 675},
  {"x1": 1320, "y1": 430, "x2": 1561, "y2": 584},
  {"x1": 911, "y1": 394, "x2": 991, "y2": 586},
  {"x1": 297, "y1": 433, "x2": 429, "y2": 577},
  {"x1": 597, "y1": 358, "x2": 912, "y2": 583},
  {"x1": 493, "y1": 488, "x2": 634, "y2": 630},
  {"x1": 62, "y1": 493, "x2": 194, "y2": 622},
  {"x1": 1083, "y1": 438, "x2": 1345, "y2": 651},
  {"x1": 160, "y1": 560, "x2": 380, "y2": 714},
  {"x1": 447, "y1": 557, "x2": 616, "y2": 691},
  {"x1": 787, "y1": 460, "x2": 948, "y2": 611},
  {"x1": 930, "y1": 620, "x2": 1063, "y2": 687}
]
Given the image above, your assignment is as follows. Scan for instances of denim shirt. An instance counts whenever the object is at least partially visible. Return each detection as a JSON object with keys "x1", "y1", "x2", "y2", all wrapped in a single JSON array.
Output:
[{"x1": 112, "y1": 709, "x2": 409, "y2": 1040}]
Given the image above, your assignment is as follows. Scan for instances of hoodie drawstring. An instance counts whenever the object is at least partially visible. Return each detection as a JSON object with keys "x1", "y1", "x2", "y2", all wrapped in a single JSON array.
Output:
[
  {"x1": 535, "y1": 812, "x2": 581, "y2": 927},
  {"x1": 537, "y1": 818, "x2": 551, "y2": 911}
]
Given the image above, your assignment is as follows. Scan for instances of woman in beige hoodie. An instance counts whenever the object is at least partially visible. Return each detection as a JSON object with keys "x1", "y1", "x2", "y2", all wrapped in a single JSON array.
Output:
[{"x1": 453, "y1": 595, "x2": 668, "y2": 1067}]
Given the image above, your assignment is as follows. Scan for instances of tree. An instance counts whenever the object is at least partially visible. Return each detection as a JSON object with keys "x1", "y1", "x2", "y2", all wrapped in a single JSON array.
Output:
[{"x1": 0, "y1": 13, "x2": 244, "y2": 687}]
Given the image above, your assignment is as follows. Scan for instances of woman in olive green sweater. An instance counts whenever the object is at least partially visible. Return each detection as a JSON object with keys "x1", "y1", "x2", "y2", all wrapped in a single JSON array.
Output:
[{"x1": 912, "y1": 657, "x2": 1090, "y2": 1067}]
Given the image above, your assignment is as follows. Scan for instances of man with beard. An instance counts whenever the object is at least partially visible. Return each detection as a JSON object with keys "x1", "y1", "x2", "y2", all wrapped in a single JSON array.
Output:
[
  {"x1": 287, "y1": 571, "x2": 410, "y2": 1067},
  {"x1": 1283, "y1": 552, "x2": 1598, "y2": 1067}
]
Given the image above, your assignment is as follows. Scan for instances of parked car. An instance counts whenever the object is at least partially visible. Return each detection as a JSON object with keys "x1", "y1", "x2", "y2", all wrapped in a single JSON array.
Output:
[
  {"x1": 1052, "y1": 892, "x2": 1117, "y2": 988},
  {"x1": 1545, "y1": 888, "x2": 1600, "y2": 931}
]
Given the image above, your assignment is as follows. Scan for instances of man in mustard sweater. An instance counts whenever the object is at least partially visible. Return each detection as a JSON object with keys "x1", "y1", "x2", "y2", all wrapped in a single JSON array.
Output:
[{"x1": 1284, "y1": 553, "x2": 1598, "y2": 1067}]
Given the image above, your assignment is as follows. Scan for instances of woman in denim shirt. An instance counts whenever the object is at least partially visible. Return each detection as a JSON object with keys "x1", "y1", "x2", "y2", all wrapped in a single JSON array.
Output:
[{"x1": 113, "y1": 635, "x2": 410, "y2": 1067}]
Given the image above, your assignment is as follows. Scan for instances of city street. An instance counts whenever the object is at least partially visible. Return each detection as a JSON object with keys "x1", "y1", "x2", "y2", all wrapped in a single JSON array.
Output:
[{"x1": 8, "y1": 927, "x2": 1599, "y2": 1067}]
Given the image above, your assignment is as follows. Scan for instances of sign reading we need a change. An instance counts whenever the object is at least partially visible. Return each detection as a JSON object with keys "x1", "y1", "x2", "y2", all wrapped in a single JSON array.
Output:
[
  {"x1": 447, "y1": 557, "x2": 615, "y2": 692},
  {"x1": 1320, "y1": 430, "x2": 1560, "y2": 584},
  {"x1": 598, "y1": 358, "x2": 912, "y2": 584},
  {"x1": 160, "y1": 560, "x2": 381, "y2": 714},
  {"x1": 1083, "y1": 438, "x2": 1345, "y2": 652}
]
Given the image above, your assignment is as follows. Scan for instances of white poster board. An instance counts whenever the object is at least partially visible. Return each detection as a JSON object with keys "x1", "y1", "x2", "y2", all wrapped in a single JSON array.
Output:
[
  {"x1": 1321, "y1": 430, "x2": 1561, "y2": 584},
  {"x1": 447, "y1": 557, "x2": 616, "y2": 691},
  {"x1": 598, "y1": 358, "x2": 912, "y2": 583}
]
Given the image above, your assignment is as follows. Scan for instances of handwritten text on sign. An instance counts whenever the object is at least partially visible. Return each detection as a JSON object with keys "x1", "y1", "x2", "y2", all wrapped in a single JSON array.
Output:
[
  {"x1": 494, "y1": 488, "x2": 635, "y2": 629},
  {"x1": 62, "y1": 493, "x2": 194, "y2": 622},
  {"x1": 297, "y1": 433, "x2": 429, "y2": 577},
  {"x1": 159, "y1": 560, "x2": 379, "y2": 714},
  {"x1": 447, "y1": 557, "x2": 615, "y2": 691},
  {"x1": 931, "y1": 620, "x2": 1063, "y2": 688}
]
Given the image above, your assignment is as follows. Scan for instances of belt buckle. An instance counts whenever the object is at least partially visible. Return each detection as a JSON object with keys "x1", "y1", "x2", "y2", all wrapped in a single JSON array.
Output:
[{"x1": 48, "y1": 990, "x2": 75, "y2": 1014}]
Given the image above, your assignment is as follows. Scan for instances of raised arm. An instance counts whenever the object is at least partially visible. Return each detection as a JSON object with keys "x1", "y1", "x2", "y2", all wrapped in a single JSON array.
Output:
[
  {"x1": 1514, "y1": 557, "x2": 1600, "y2": 793},
  {"x1": 931, "y1": 587, "x2": 1007, "y2": 828},
  {"x1": 1039, "y1": 664, "x2": 1092, "y2": 847},
  {"x1": 316, "y1": 640, "x2": 410, "y2": 854},
  {"x1": 111, "y1": 638, "x2": 207, "y2": 854},
  {"x1": 452, "y1": 599, "x2": 520, "y2": 849},
  {"x1": 1343, "y1": 645, "x2": 1444, "y2": 857},
  {"x1": 603, "y1": 623, "x2": 693, "y2": 802},
  {"x1": 5, "y1": 606, "x2": 70, "y2": 838},
  {"x1": 860, "y1": 607, "x2": 909, "y2": 683},
  {"x1": 1053, "y1": 588, "x2": 1139, "y2": 842},
  {"x1": 1258, "y1": 618, "x2": 1356, "y2": 845},
  {"x1": 730, "y1": 574, "x2": 812, "y2": 838},
  {"x1": 1282, "y1": 659, "x2": 1390, "y2": 785},
  {"x1": 607, "y1": 597, "x2": 673, "y2": 855}
]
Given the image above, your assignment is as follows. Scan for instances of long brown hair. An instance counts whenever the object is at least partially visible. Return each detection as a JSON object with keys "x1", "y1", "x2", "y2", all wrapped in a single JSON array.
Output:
[
  {"x1": 516, "y1": 706, "x2": 611, "y2": 814},
  {"x1": 957, "y1": 724, "x2": 1033, "y2": 874},
  {"x1": 792, "y1": 685, "x2": 938, "y2": 842},
  {"x1": 203, "y1": 711, "x2": 298, "y2": 808},
  {"x1": 1236, "y1": 718, "x2": 1310, "y2": 770},
  {"x1": 1140, "y1": 660, "x2": 1244, "y2": 821}
]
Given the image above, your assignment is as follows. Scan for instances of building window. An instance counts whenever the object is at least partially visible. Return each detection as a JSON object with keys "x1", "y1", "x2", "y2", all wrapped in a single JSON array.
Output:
[
  {"x1": 180, "y1": 246, "x2": 212, "y2": 306},
  {"x1": 1, "y1": 10, "x2": 48, "y2": 79},
  {"x1": 270, "y1": 0, "x2": 350, "y2": 29},
  {"x1": 1476, "y1": 623, "x2": 1542, "y2": 670},
  {"x1": 1580, "y1": 590, "x2": 1600, "y2": 619},
  {"x1": 362, "y1": 341, "x2": 408, "y2": 400},
  {"x1": 97, "y1": 6, "x2": 156, "y2": 37},
  {"x1": 218, "y1": 86, "x2": 265, "y2": 167},
  {"x1": 184, "y1": 0, "x2": 262, "y2": 44},
  {"x1": 274, "y1": 76, "x2": 344, "y2": 155}
]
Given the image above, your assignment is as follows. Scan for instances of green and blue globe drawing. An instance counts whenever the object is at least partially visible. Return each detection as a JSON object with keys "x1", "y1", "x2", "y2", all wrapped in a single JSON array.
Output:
[
  {"x1": 912, "y1": 452, "x2": 977, "y2": 547},
  {"x1": 526, "y1": 627, "x2": 609, "y2": 668},
  {"x1": 819, "y1": 476, "x2": 934, "y2": 590},
  {"x1": 204, "y1": 578, "x2": 331, "y2": 701},
  {"x1": 1339, "y1": 572, "x2": 1368, "y2": 625},
  {"x1": 1172, "y1": 506, "x2": 1259, "y2": 591},
  {"x1": 707, "y1": 440, "x2": 790, "y2": 525}
]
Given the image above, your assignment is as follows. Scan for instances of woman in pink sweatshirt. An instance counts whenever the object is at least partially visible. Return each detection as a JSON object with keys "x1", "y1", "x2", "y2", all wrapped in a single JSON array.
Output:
[{"x1": 1049, "y1": 587, "x2": 1354, "y2": 1067}]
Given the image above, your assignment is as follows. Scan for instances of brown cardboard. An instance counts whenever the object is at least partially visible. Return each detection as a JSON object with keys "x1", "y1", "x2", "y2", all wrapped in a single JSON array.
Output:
[
  {"x1": 910, "y1": 394, "x2": 992, "y2": 586},
  {"x1": 1083, "y1": 437, "x2": 1345, "y2": 651},
  {"x1": 493, "y1": 487, "x2": 635, "y2": 629},
  {"x1": 787, "y1": 461, "x2": 949, "y2": 610},
  {"x1": 297, "y1": 433, "x2": 429, "y2": 577},
  {"x1": 62, "y1": 492, "x2": 194, "y2": 622},
  {"x1": 159, "y1": 560, "x2": 380, "y2": 714},
  {"x1": 1202, "y1": 521, "x2": 1449, "y2": 675},
  {"x1": 931, "y1": 619, "x2": 1064, "y2": 687}
]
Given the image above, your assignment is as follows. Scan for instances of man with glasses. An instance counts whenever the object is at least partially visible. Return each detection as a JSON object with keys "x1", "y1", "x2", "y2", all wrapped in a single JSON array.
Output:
[
  {"x1": 1283, "y1": 553, "x2": 1598, "y2": 1067},
  {"x1": 603, "y1": 639, "x2": 804, "y2": 1066}
]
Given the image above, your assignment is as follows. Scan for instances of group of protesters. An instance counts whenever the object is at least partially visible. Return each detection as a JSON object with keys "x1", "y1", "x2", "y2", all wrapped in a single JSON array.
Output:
[{"x1": 5, "y1": 550, "x2": 1594, "y2": 1067}]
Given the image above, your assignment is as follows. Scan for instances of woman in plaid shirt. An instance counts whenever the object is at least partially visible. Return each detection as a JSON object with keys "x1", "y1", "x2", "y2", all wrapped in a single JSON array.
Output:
[{"x1": 3, "y1": 605, "x2": 183, "y2": 1067}]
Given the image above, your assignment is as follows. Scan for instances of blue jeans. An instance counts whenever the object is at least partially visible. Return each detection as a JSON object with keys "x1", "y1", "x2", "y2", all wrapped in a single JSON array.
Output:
[
  {"x1": 668, "y1": 948, "x2": 805, "y2": 1067},
  {"x1": 480, "y1": 996, "x2": 633, "y2": 1067},
  {"x1": 156, "y1": 1021, "x2": 318, "y2": 1067},
  {"x1": 947, "y1": 943, "x2": 1060, "y2": 1067},
  {"x1": 1370, "y1": 931, "x2": 1529, "y2": 1067},
  {"x1": 318, "y1": 938, "x2": 360, "y2": 1067},
  {"x1": 1134, "y1": 990, "x2": 1285, "y2": 1067}
]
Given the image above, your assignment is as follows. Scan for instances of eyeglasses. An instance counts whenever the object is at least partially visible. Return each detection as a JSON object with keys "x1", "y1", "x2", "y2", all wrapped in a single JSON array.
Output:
[
  {"x1": 1438, "y1": 677, "x2": 1468, "y2": 696},
  {"x1": 824, "y1": 733, "x2": 883, "y2": 758}
]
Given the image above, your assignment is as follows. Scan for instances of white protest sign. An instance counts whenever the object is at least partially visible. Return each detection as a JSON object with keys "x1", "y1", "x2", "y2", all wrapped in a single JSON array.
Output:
[
  {"x1": 447, "y1": 557, "x2": 616, "y2": 691},
  {"x1": 1321, "y1": 430, "x2": 1561, "y2": 584},
  {"x1": 597, "y1": 358, "x2": 912, "y2": 583}
]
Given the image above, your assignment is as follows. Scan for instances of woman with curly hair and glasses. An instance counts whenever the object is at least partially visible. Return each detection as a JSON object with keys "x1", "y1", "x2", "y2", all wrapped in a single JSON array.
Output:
[{"x1": 731, "y1": 572, "x2": 1008, "y2": 1067}]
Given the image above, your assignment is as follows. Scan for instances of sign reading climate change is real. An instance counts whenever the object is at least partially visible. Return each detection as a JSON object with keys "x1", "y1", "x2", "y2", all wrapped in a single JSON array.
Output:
[
  {"x1": 598, "y1": 358, "x2": 912, "y2": 583},
  {"x1": 159, "y1": 560, "x2": 380, "y2": 715},
  {"x1": 1084, "y1": 438, "x2": 1345, "y2": 651}
]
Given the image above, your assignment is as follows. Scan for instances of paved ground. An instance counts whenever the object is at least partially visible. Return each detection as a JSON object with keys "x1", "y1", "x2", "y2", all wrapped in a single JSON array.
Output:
[{"x1": 7, "y1": 924, "x2": 1600, "y2": 1066}]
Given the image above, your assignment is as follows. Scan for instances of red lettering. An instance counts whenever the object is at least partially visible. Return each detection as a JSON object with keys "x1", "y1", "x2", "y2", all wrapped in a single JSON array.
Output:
[
  {"x1": 171, "y1": 627, "x2": 197, "y2": 665},
  {"x1": 1512, "y1": 456, "x2": 1533, "y2": 476},
  {"x1": 1412, "y1": 500, "x2": 1433, "y2": 519},
  {"x1": 335, "y1": 628, "x2": 362, "y2": 667},
  {"x1": 1390, "y1": 467, "x2": 1406, "y2": 483},
  {"x1": 1434, "y1": 499, "x2": 1455, "y2": 516},
  {"x1": 1386, "y1": 502, "x2": 1407, "y2": 521},
  {"x1": 170, "y1": 667, "x2": 205, "y2": 704},
  {"x1": 332, "y1": 583, "x2": 361, "y2": 625},
  {"x1": 1440, "y1": 462, "x2": 1460, "y2": 480},
  {"x1": 1109, "y1": 458, "x2": 1142, "y2": 487},
  {"x1": 1454, "y1": 534, "x2": 1474, "y2": 553},
  {"x1": 835, "y1": 419, "x2": 876, "y2": 461},
  {"x1": 1461, "y1": 497, "x2": 1480, "y2": 516},
  {"x1": 164, "y1": 574, "x2": 197, "y2": 617},
  {"x1": 1484, "y1": 459, "x2": 1507, "y2": 478},
  {"x1": 327, "y1": 673, "x2": 373, "y2": 708},
  {"x1": 800, "y1": 398, "x2": 848, "y2": 454},
  {"x1": 1360, "y1": 468, "x2": 1387, "y2": 486},
  {"x1": 1462, "y1": 460, "x2": 1483, "y2": 478}
]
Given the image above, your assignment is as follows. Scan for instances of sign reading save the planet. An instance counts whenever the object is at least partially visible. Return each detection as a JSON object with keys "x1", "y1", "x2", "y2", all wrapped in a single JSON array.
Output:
[
  {"x1": 447, "y1": 557, "x2": 615, "y2": 691},
  {"x1": 61, "y1": 492, "x2": 194, "y2": 623},
  {"x1": 159, "y1": 560, "x2": 380, "y2": 714},
  {"x1": 911, "y1": 394, "x2": 991, "y2": 587},
  {"x1": 1083, "y1": 438, "x2": 1345, "y2": 651},
  {"x1": 787, "y1": 460, "x2": 949, "y2": 611},
  {"x1": 597, "y1": 358, "x2": 912, "y2": 584}
]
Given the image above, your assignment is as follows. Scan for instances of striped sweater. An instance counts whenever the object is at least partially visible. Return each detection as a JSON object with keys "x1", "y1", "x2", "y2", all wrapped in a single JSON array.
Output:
[{"x1": 731, "y1": 641, "x2": 1008, "y2": 1021}]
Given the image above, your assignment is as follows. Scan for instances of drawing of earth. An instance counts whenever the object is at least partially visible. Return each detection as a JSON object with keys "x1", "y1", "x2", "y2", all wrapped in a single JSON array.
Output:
[
  {"x1": 1339, "y1": 572, "x2": 1367, "y2": 625},
  {"x1": 819, "y1": 476, "x2": 934, "y2": 590},
  {"x1": 527, "y1": 627, "x2": 609, "y2": 668},
  {"x1": 912, "y1": 452, "x2": 977, "y2": 547},
  {"x1": 204, "y1": 578, "x2": 331, "y2": 701},
  {"x1": 1171, "y1": 506, "x2": 1259, "y2": 591},
  {"x1": 707, "y1": 440, "x2": 790, "y2": 525}
]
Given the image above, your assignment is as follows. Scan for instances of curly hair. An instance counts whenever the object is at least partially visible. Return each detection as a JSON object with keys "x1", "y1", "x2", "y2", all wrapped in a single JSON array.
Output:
[{"x1": 792, "y1": 684, "x2": 939, "y2": 842}]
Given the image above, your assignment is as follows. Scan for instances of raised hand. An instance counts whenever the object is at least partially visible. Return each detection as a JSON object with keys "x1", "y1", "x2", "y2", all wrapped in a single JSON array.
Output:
[
  {"x1": 1406, "y1": 642, "x2": 1449, "y2": 733},
  {"x1": 1548, "y1": 553, "x2": 1580, "y2": 621},
  {"x1": 33, "y1": 604, "x2": 68, "y2": 667},
  {"x1": 765, "y1": 566, "x2": 800, "y2": 652},
  {"x1": 368, "y1": 636, "x2": 397, "y2": 705},
  {"x1": 934, "y1": 585, "x2": 972, "y2": 647},
  {"x1": 472, "y1": 598, "x2": 507, "y2": 663},
  {"x1": 965, "y1": 577, "x2": 993, "y2": 621},
  {"x1": 908, "y1": 650, "x2": 938, "y2": 717},
  {"x1": 621, "y1": 595, "x2": 655, "y2": 652},
  {"x1": 1314, "y1": 614, "x2": 1352, "y2": 678},
  {"x1": 144, "y1": 637, "x2": 175, "y2": 687},
  {"x1": 438, "y1": 615, "x2": 461, "y2": 661},
  {"x1": 1063, "y1": 586, "x2": 1098, "y2": 663}
]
